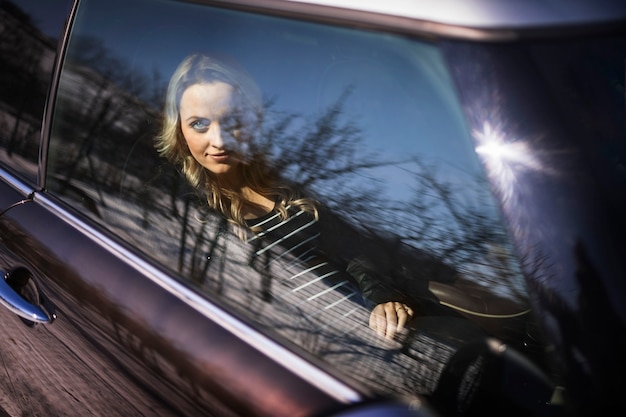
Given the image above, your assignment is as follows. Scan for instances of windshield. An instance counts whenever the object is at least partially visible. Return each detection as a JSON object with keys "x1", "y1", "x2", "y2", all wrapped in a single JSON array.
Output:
[{"x1": 443, "y1": 32, "x2": 626, "y2": 412}]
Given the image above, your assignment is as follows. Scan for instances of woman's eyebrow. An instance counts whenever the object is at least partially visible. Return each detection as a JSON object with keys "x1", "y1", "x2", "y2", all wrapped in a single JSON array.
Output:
[{"x1": 185, "y1": 115, "x2": 206, "y2": 122}]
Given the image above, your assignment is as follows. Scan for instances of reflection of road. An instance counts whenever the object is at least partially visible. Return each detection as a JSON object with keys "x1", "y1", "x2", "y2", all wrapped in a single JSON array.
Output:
[{"x1": 0, "y1": 304, "x2": 156, "y2": 416}]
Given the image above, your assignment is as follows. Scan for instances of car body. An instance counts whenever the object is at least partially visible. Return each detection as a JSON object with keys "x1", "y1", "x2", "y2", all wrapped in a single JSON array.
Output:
[{"x1": 1, "y1": 0, "x2": 625, "y2": 416}]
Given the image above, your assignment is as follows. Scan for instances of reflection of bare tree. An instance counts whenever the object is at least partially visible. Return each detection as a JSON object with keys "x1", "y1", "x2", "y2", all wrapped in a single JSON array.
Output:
[
  {"x1": 403, "y1": 160, "x2": 527, "y2": 301},
  {"x1": 43, "y1": 31, "x2": 542, "y2": 404},
  {"x1": 51, "y1": 36, "x2": 166, "y2": 206},
  {"x1": 253, "y1": 90, "x2": 524, "y2": 303},
  {"x1": 0, "y1": 1, "x2": 55, "y2": 162},
  {"x1": 263, "y1": 90, "x2": 383, "y2": 190},
  {"x1": 49, "y1": 34, "x2": 528, "y2": 308}
]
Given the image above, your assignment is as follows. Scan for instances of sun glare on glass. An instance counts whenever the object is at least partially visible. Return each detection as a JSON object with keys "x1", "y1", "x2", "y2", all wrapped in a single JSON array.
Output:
[{"x1": 474, "y1": 121, "x2": 545, "y2": 203}]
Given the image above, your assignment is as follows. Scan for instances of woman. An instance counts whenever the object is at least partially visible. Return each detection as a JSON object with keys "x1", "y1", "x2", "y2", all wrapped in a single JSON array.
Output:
[{"x1": 156, "y1": 53, "x2": 415, "y2": 339}]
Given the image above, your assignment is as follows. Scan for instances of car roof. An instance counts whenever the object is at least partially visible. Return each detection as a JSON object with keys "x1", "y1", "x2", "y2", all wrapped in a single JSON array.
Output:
[
  {"x1": 217, "y1": 0, "x2": 626, "y2": 40},
  {"x1": 286, "y1": 0, "x2": 626, "y2": 29}
]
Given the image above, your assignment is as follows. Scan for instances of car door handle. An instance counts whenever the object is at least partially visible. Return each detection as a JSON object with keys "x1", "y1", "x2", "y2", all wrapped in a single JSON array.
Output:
[{"x1": 0, "y1": 268, "x2": 54, "y2": 323}]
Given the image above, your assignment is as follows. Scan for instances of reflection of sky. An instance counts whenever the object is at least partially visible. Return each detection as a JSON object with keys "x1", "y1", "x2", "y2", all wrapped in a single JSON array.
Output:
[
  {"x1": 62, "y1": 0, "x2": 483, "y2": 204},
  {"x1": 22, "y1": 0, "x2": 523, "y2": 299}
]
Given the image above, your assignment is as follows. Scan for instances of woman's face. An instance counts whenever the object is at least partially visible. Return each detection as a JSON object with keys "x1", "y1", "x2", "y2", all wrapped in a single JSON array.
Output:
[{"x1": 179, "y1": 81, "x2": 245, "y2": 179}]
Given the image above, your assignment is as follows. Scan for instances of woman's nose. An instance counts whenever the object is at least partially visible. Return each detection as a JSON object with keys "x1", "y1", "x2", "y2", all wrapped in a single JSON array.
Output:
[{"x1": 208, "y1": 121, "x2": 225, "y2": 148}]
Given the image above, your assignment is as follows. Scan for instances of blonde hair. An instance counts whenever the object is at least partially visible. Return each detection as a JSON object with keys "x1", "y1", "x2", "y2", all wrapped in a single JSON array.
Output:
[{"x1": 156, "y1": 53, "x2": 317, "y2": 230}]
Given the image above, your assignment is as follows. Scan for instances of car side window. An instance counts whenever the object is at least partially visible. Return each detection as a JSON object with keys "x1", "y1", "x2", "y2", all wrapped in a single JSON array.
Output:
[
  {"x1": 46, "y1": 0, "x2": 543, "y2": 403},
  {"x1": 0, "y1": 0, "x2": 72, "y2": 184}
]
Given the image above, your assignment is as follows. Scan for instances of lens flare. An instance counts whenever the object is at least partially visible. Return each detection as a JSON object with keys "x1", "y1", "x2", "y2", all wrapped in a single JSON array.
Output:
[{"x1": 474, "y1": 121, "x2": 545, "y2": 205}]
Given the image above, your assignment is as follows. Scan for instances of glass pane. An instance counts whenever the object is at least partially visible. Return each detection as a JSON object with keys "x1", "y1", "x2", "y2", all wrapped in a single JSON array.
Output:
[
  {"x1": 0, "y1": 0, "x2": 72, "y2": 183},
  {"x1": 443, "y1": 33, "x2": 626, "y2": 413},
  {"x1": 47, "y1": 0, "x2": 543, "y2": 405}
]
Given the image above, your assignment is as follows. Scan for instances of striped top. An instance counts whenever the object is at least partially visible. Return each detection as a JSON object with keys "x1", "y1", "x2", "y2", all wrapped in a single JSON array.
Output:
[{"x1": 246, "y1": 205, "x2": 365, "y2": 306}]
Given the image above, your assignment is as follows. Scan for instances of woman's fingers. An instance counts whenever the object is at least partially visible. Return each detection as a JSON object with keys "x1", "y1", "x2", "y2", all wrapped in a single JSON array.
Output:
[
  {"x1": 369, "y1": 304, "x2": 388, "y2": 338},
  {"x1": 396, "y1": 303, "x2": 413, "y2": 330},
  {"x1": 369, "y1": 302, "x2": 414, "y2": 339}
]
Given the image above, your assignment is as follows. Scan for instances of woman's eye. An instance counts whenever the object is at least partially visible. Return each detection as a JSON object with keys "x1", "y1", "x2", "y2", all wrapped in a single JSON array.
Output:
[{"x1": 190, "y1": 119, "x2": 210, "y2": 131}]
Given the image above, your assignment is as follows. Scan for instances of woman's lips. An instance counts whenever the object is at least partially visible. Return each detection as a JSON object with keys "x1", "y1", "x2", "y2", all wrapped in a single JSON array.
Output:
[{"x1": 208, "y1": 151, "x2": 230, "y2": 162}]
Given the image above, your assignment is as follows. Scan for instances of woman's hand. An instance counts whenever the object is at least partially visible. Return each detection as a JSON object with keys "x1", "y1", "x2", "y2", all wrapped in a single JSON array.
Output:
[{"x1": 369, "y1": 301, "x2": 414, "y2": 340}]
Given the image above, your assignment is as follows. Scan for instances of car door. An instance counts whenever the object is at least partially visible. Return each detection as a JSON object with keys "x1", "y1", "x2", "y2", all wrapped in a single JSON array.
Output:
[{"x1": 1, "y1": 1, "x2": 562, "y2": 417}]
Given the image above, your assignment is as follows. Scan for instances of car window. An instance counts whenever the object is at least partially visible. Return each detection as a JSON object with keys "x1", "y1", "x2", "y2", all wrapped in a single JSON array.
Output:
[
  {"x1": 0, "y1": 0, "x2": 72, "y2": 184},
  {"x1": 46, "y1": 0, "x2": 541, "y2": 403}
]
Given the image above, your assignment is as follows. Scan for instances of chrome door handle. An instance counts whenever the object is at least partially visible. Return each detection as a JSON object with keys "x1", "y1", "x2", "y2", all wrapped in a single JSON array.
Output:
[{"x1": 0, "y1": 269, "x2": 54, "y2": 323}]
